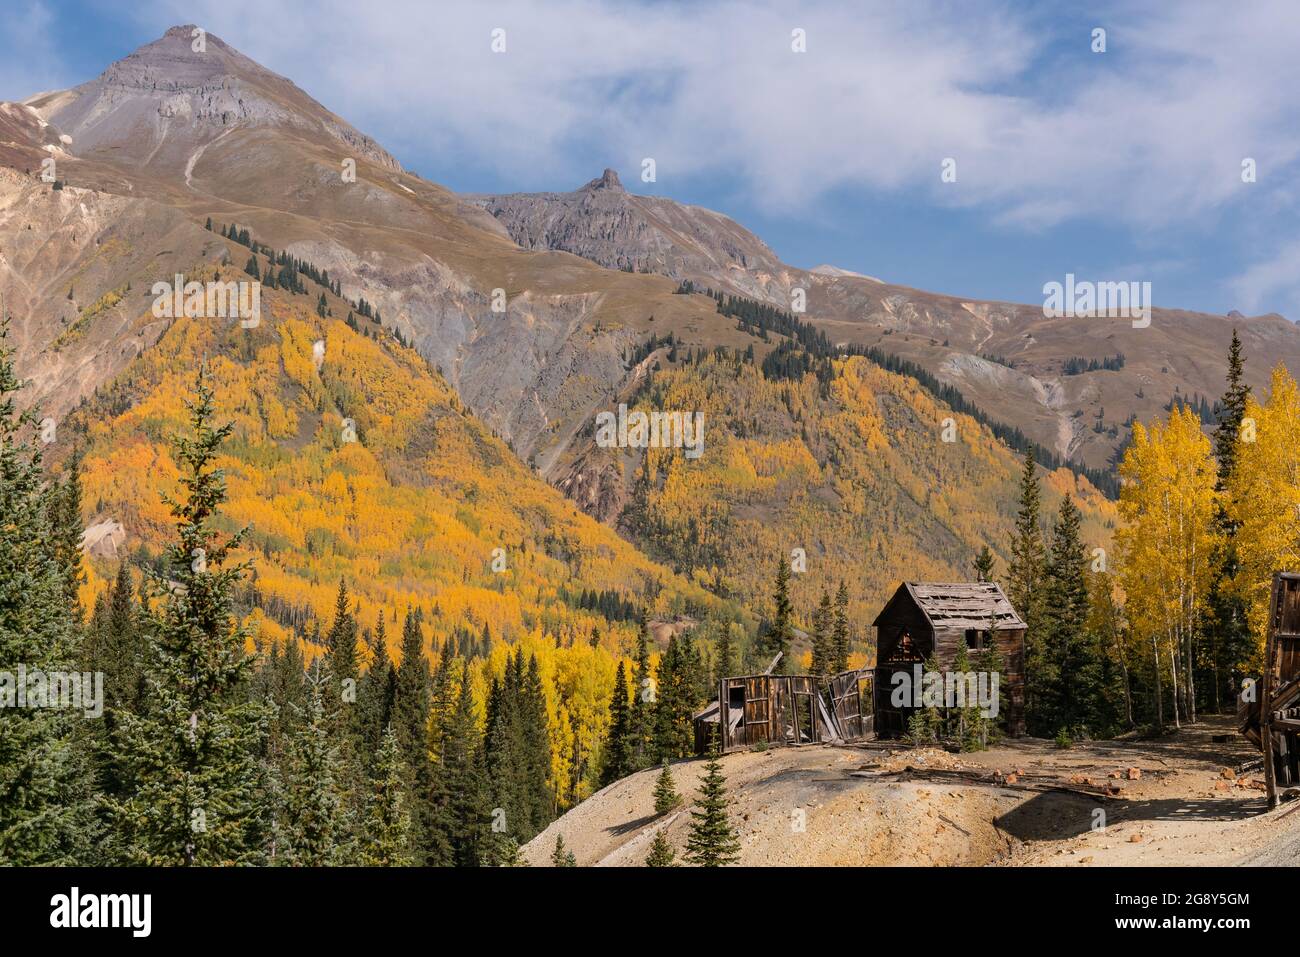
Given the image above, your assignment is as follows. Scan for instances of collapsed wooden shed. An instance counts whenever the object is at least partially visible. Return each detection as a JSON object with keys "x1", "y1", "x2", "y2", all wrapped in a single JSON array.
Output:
[
  {"x1": 1239, "y1": 571, "x2": 1300, "y2": 807},
  {"x1": 693, "y1": 668, "x2": 873, "y2": 755},
  {"x1": 872, "y1": 581, "x2": 1026, "y2": 739}
]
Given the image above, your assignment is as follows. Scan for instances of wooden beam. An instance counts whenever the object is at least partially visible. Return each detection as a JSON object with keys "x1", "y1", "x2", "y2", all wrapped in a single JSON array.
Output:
[{"x1": 1263, "y1": 571, "x2": 1283, "y2": 809}]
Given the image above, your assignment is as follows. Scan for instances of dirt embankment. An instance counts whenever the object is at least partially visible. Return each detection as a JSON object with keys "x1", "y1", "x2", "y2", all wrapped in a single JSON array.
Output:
[{"x1": 524, "y1": 717, "x2": 1297, "y2": 867}]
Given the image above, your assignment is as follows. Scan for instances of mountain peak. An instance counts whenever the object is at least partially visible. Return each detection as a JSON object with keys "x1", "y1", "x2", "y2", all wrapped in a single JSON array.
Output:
[
  {"x1": 27, "y1": 24, "x2": 400, "y2": 175},
  {"x1": 580, "y1": 168, "x2": 624, "y2": 192}
]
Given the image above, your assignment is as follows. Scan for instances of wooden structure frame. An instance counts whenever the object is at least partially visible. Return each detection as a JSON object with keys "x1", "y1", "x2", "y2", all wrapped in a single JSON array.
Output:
[
  {"x1": 693, "y1": 669, "x2": 873, "y2": 754},
  {"x1": 1239, "y1": 571, "x2": 1300, "y2": 808},
  {"x1": 871, "y1": 581, "x2": 1026, "y2": 738}
]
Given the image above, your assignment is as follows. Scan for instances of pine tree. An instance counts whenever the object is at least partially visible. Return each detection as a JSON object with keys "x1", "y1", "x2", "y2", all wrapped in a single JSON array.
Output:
[
  {"x1": 645, "y1": 829, "x2": 676, "y2": 867},
  {"x1": 96, "y1": 561, "x2": 144, "y2": 711},
  {"x1": 358, "y1": 725, "x2": 412, "y2": 866},
  {"x1": 831, "y1": 581, "x2": 851, "y2": 673},
  {"x1": 48, "y1": 453, "x2": 85, "y2": 609},
  {"x1": 652, "y1": 636, "x2": 695, "y2": 762},
  {"x1": 1206, "y1": 330, "x2": 1252, "y2": 711},
  {"x1": 810, "y1": 589, "x2": 833, "y2": 676},
  {"x1": 279, "y1": 664, "x2": 346, "y2": 866},
  {"x1": 712, "y1": 621, "x2": 737, "y2": 687},
  {"x1": 629, "y1": 616, "x2": 654, "y2": 768},
  {"x1": 763, "y1": 554, "x2": 794, "y2": 672},
  {"x1": 973, "y1": 546, "x2": 996, "y2": 583},
  {"x1": 519, "y1": 653, "x2": 553, "y2": 837},
  {"x1": 653, "y1": 760, "x2": 681, "y2": 814},
  {"x1": 430, "y1": 661, "x2": 485, "y2": 867},
  {"x1": 975, "y1": 628, "x2": 1006, "y2": 746},
  {"x1": 1039, "y1": 496, "x2": 1101, "y2": 736},
  {"x1": 1212, "y1": 330, "x2": 1251, "y2": 482},
  {"x1": 1007, "y1": 449, "x2": 1047, "y2": 726},
  {"x1": 600, "y1": 661, "x2": 634, "y2": 785},
  {"x1": 355, "y1": 617, "x2": 392, "y2": 756},
  {"x1": 550, "y1": 833, "x2": 576, "y2": 867},
  {"x1": 391, "y1": 609, "x2": 434, "y2": 860},
  {"x1": 684, "y1": 742, "x2": 740, "y2": 867},
  {"x1": 106, "y1": 367, "x2": 271, "y2": 865},
  {"x1": 0, "y1": 324, "x2": 95, "y2": 864}
]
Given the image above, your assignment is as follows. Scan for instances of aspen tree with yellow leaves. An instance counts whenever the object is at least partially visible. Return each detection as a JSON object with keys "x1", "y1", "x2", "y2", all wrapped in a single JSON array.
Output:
[
  {"x1": 1227, "y1": 364, "x2": 1300, "y2": 656},
  {"x1": 1116, "y1": 406, "x2": 1220, "y2": 730}
]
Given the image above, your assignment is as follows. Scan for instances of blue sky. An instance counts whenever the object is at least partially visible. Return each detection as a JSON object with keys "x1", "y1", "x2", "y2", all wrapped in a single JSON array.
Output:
[{"x1": 5, "y1": 0, "x2": 1299, "y2": 318}]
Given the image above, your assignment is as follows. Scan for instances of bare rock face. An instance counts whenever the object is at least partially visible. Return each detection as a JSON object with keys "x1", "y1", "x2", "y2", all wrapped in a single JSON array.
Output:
[
  {"x1": 80, "y1": 519, "x2": 126, "y2": 559},
  {"x1": 555, "y1": 447, "x2": 629, "y2": 525},
  {"x1": 475, "y1": 169, "x2": 1300, "y2": 473},
  {"x1": 26, "y1": 25, "x2": 399, "y2": 176},
  {"x1": 470, "y1": 169, "x2": 788, "y2": 300}
]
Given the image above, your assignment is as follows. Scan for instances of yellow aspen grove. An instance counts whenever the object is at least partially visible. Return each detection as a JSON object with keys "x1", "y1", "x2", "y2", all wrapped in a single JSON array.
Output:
[
  {"x1": 1228, "y1": 364, "x2": 1300, "y2": 657},
  {"x1": 1116, "y1": 407, "x2": 1220, "y2": 729}
]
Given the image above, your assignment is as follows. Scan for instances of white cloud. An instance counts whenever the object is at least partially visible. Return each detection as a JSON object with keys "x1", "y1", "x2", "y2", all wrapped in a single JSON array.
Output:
[{"x1": 74, "y1": 0, "x2": 1300, "y2": 235}]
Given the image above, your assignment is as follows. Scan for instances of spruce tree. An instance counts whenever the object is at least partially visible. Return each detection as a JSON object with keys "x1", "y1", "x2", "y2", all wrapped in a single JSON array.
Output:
[
  {"x1": 831, "y1": 581, "x2": 851, "y2": 673},
  {"x1": 279, "y1": 664, "x2": 347, "y2": 866},
  {"x1": 1039, "y1": 496, "x2": 1098, "y2": 736},
  {"x1": 354, "y1": 617, "x2": 392, "y2": 756},
  {"x1": 97, "y1": 561, "x2": 144, "y2": 711},
  {"x1": 684, "y1": 742, "x2": 740, "y2": 867},
  {"x1": 653, "y1": 760, "x2": 681, "y2": 814},
  {"x1": 975, "y1": 628, "x2": 1006, "y2": 746},
  {"x1": 972, "y1": 545, "x2": 996, "y2": 583},
  {"x1": 358, "y1": 724, "x2": 412, "y2": 866},
  {"x1": 550, "y1": 833, "x2": 576, "y2": 867},
  {"x1": 1007, "y1": 449, "x2": 1046, "y2": 726},
  {"x1": 629, "y1": 616, "x2": 654, "y2": 768},
  {"x1": 106, "y1": 367, "x2": 271, "y2": 865},
  {"x1": 48, "y1": 453, "x2": 85, "y2": 609},
  {"x1": 645, "y1": 829, "x2": 676, "y2": 867},
  {"x1": 652, "y1": 636, "x2": 695, "y2": 761},
  {"x1": 712, "y1": 621, "x2": 736, "y2": 688},
  {"x1": 1206, "y1": 330, "x2": 1253, "y2": 711},
  {"x1": 600, "y1": 661, "x2": 634, "y2": 785},
  {"x1": 430, "y1": 661, "x2": 484, "y2": 867},
  {"x1": 391, "y1": 609, "x2": 435, "y2": 860},
  {"x1": 764, "y1": 554, "x2": 794, "y2": 672},
  {"x1": 514, "y1": 653, "x2": 553, "y2": 839},
  {"x1": 0, "y1": 325, "x2": 95, "y2": 864},
  {"x1": 810, "y1": 589, "x2": 833, "y2": 676}
]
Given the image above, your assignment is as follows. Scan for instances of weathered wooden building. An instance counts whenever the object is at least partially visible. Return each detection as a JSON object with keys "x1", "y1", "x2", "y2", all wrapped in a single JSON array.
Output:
[
  {"x1": 1239, "y1": 571, "x2": 1300, "y2": 807},
  {"x1": 693, "y1": 668, "x2": 872, "y2": 754},
  {"x1": 872, "y1": 581, "x2": 1026, "y2": 738}
]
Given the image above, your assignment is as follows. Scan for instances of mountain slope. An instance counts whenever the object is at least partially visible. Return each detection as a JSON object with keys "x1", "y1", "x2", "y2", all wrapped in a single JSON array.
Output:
[
  {"x1": 7, "y1": 28, "x2": 733, "y2": 478},
  {"x1": 1, "y1": 26, "x2": 1114, "y2": 663},
  {"x1": 61, "y1": 268, "x2": 724, "y2": 653},
  {"x1": 558, "y1": 348, "x2": 1116, "y2": 635},
  {"x1": 476, "y1": 172, "x2": 1300, "y2": 472}
]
